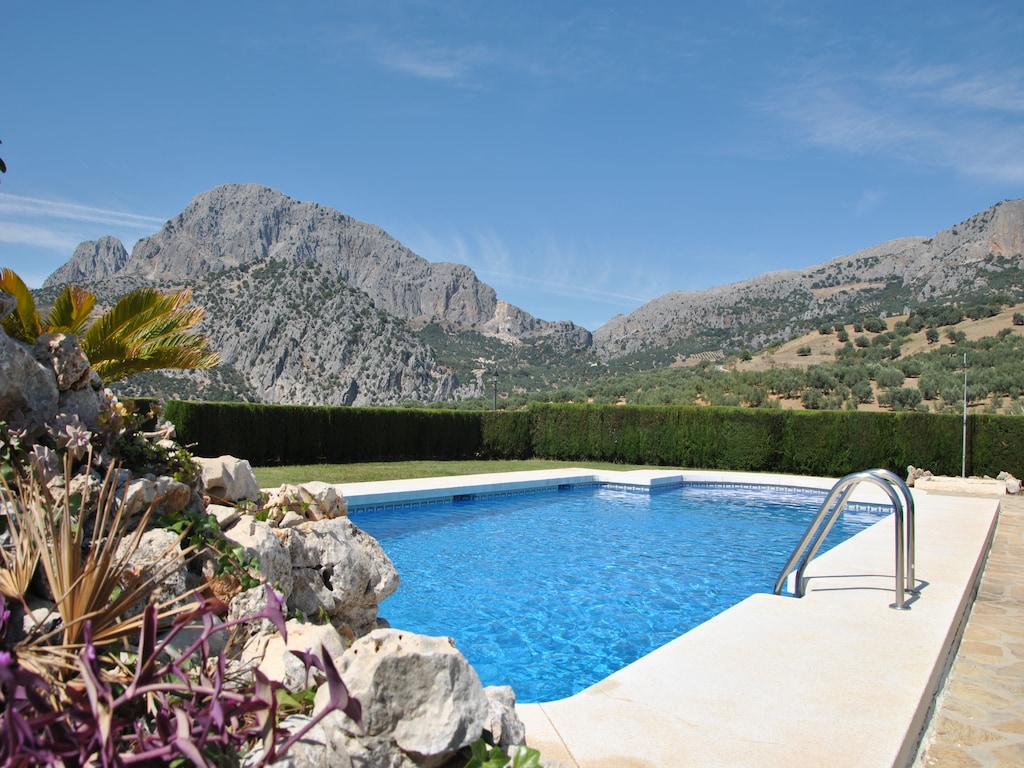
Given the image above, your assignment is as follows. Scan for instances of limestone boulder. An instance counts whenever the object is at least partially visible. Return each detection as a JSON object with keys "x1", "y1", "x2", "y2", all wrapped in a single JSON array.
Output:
[
  {"x1": 228, "y1": 584, "x2": 281, "y2": 640},
  {"x1": 264, "y1": 482, "x2": 349, "y2": 524},
  {"x1": 284, "y1": 519, "x2": 399, "y2": 637},
  {"x1": 56, "y1": 371, "x2": 107, "y2": 430},
  {"x1": 223, "y1": 516, "x2": 295, "y2": 600},
  {"x1": 33, "y1": 333, "x2": 92, "y2": 391},
  {"x1": 322, "y1": 629, "x2": 491, "y2": 768},
  {"x1": 116, "y1": 527, "x2": 189, "y2": 618},
  {"x1": 0, "y1": 326, "x2": 59, "y2": 426},
  {"x1": 198, "y1": 455, "x2": 261, "y2": 503},
  {"x1": 483, "y1": 686, "x2": 527, "y2": 750},
  {"x1": 906, "y1": 465, "x2": 933, "y2": 487},
  {"x1": 241, "y1": 714, "x2": 354, "y2": 768},
  {"x1": 119, "y1": 475, "x2": 194, "y2": 518},
  {"x1": 997, "y1": 471, "x2": 1021, "y2": 494},
  {"x1": 244, "y1": 619, "x2": 350, "y2": 694}
]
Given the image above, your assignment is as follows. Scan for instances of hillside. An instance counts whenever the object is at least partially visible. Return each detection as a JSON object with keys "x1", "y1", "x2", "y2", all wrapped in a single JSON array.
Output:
[{"x1": 593, "y1": 199, "x2": 1024, "y2": 361}]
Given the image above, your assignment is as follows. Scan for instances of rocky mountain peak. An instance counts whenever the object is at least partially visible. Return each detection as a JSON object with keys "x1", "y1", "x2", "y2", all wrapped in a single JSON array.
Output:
[{"x1": 43, "y1": 235, "x2": 130, "y2": 288}]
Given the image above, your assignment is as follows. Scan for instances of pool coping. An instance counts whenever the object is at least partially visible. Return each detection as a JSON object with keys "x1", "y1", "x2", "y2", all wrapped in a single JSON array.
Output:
[
  {"x1": 340, "y1": 469, "x2": 999, "y2": 768},
  {"x1": 341, "y1": 468, "x2": 869, "y2": 511}
]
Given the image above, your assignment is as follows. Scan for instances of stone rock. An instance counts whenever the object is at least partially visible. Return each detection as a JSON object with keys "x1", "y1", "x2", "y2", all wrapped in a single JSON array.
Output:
[
  {"x1": 223, "y1": 516, "x2": 295, "y2": 602},
  {"x1": 906, "y1": 465, "x2": 933, "y2": 487},
  {"x1": 0, "y1": 329, "x2": 59, "y2": 425},
  {"x1": 483, "y1": 686, "x2": 526, "y2": 749},
  {"x1": 198, "y1": 455, "x2": 261, "y2": 503},
  {"x1": 33, "y1": 333, "x2": 92, "y2": 391},
  {"x1": 279, "y1": 510, "x2": 306, "y2": 529},
  {"x1": 264, "y1": 482, "x2": 349, "y2": 523},
  {"x1": 997, "y1": 471, "x2": 1022, "y2": 495},
  {"x1": 57, "y1": 370, "x2": 107, "y2": 430},
  {"x1": 320, "y1": 729, "x2": 419, "y2": 768},
  {"x1": 119, "y1": 475, "x2": 193, "y2": 518},
  {"x1": 242, "y1": 714, "x2": 354, "y2": 768},
  {"x1": 116, "y1": 528, "x2": 189, "y2": 618},
  {"x1": 228, "y1": 584, "x2": 281, "y2": 640},
  {"x1": 328, "y1": 629, "x2": 490, "y2": 768},
  {"x1": 299, "y1": 481, "x2": 348, "y2": 519},
  {"x1": 207, "y1": 502, "x2": 241, "y2": 529},
  {"x1": 284, "y1": 519, "x2": 399, "y2": 637},
  {"x1": 0, "y1": 292, "x2": 15, "y2": 320},
  {"x1": 244, "y1": 619, "x2": 349, "y2": 694}
]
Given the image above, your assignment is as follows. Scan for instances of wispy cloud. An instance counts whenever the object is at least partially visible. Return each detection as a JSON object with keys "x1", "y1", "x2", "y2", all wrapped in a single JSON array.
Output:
[
  {"x1": 409, "y1": 226, "x2": 658, "y2": 310},
  {"x1": 333, "y1": 4, "x2": 704, "y2": 90},
  {"x1": 764, "y1": 62, "x2": 1024, "y2": 183},
  {"x1": 0, "y1": 193, "x2": 164, "y2": 251},
  {"x1": 0, "y1": 221, "x2": 82, "y2": 251},
  {"x1": 852, "y1": 189, "x2": 886, "y2": 217},
  {"x1": 375, "y1": 40, "x2": 494, "y2": 82}
]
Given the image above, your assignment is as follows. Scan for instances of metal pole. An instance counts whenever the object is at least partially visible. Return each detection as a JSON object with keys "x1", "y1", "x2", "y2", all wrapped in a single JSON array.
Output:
[
  {"x1": 492, "y1": 375, "x2": 497, "y2": 411},
  {"x1": 962, "y1": 352, "x2": 967, "y2": 478}
]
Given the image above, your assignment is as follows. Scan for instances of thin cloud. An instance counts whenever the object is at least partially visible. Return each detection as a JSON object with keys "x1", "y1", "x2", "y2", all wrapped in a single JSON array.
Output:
[
  {"x1": 853, "y1": 190, "x2": 886, "y2": 217},
  {"x1": 411, "y1": 226, "x2": 657, "y2": 308},
  {"x1": 0, "y1": 221, "x2": 82, "y2": 251},
  {"x1": 765, "y1": 63, "x2": 1024, "y2": 183},
  {"x1": 0, "y1": 194, "x2": 164, "y2": 275},
  {"x1": 377, "y1": 41, "x2": 492, "y2": 82},
  {"x1": 339, "y1": 6, "x2": 705, "y2": 89},
  {"x1": 0, "y1": 193, "x2": 165, "y2": 230}
]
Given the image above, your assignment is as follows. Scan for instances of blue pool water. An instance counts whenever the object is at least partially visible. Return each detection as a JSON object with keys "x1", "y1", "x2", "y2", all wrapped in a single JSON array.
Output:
[{"x1": 352, "y1": 483, "x2": 887, "y2": 703}]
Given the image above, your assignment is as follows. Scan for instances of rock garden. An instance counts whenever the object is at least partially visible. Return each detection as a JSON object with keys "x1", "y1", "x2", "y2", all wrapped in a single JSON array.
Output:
[{"x1": 0, "y1": 291, "x2": 535, "y2": 767}]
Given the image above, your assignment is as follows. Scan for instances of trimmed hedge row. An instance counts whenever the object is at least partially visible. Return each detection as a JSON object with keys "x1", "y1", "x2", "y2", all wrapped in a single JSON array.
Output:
[
  {"x1": 163, "y1": 402, "x2": 498, "y2": 465},
  {"x1": 528, "y1": 405, "x2": 976, "y2": 476},
  {"x1": 163, "y1": 400, "x2": 1023, "y2": 478}
]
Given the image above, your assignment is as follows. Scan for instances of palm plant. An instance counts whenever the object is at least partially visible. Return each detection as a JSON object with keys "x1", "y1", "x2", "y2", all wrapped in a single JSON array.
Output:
[{"x1": 0, "y1": 268, "x2": 219, "y2": 382}]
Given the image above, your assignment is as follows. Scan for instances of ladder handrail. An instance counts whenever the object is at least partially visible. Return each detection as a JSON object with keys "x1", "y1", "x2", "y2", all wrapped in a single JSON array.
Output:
[
  {"x1": 867, "y1": 468, "x2": 916, "y2": 594},
  {"x1": 773, "y1": 469, "x2": 916, "y2": 610}
]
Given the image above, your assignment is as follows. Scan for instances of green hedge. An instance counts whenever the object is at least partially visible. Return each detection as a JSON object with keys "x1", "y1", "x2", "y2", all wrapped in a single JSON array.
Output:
[
  {"x1": 163, "y1": 400, "x2": 1024, "y2": 477},
  {"x1": 163, "y1": 402, "x2": 531, "y2": 465},
  {"x1": 528, "y1": 404, "x2": 1018, "y2": 477}
]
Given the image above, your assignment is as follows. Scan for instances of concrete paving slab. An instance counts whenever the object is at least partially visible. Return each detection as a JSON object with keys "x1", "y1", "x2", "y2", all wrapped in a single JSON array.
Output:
[
  {"x1": 914, "y1": 494, "x2": 1024, "y2": 767},
  {"x1": 517, "y1": 488, "x2": 997, "y2": 768}
]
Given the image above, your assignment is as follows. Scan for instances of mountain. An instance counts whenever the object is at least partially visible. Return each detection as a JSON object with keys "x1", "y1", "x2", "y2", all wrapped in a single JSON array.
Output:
[
  {"x1": 46, "y1": 235, "x2": 131, "y2": 286},
  {"x1": 41, "y1": 187, "x2": 1024, "y2": 406},
  {"x1": 44, "y1": 184, "x2": 590, "y2": 405},
  {"x1": 592, "y1": 200, "x2": 1024, "y2": 360}
]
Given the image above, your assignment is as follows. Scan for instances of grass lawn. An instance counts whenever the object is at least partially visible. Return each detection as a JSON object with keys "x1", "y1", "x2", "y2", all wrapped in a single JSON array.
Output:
[{"x1": 252, "y1": 459, "x2": 661, "y2": 487}]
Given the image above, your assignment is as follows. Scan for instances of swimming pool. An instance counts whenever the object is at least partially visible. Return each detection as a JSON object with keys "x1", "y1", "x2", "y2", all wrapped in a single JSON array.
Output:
[{"x1": 352, "y1": 482, "x2": 888, "y2": 703}]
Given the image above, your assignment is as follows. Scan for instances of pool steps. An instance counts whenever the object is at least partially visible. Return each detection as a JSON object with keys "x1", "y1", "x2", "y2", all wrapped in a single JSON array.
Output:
[{"x1": 775, "y1": 468, "x2": 917, "y2": 609}]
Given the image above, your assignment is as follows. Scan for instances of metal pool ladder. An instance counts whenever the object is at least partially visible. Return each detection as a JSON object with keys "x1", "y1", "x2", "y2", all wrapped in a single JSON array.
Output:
[{"x1": 773, "y1": 469, "x2": 917, "y2": 610}]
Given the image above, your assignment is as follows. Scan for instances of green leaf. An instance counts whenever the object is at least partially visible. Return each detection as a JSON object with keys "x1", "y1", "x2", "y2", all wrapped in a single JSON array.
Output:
[{"x1": 510, "y1": 746, "x2": 543, "y2": 768}]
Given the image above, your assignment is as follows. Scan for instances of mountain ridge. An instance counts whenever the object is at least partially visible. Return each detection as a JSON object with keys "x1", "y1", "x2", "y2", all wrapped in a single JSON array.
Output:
[
  {"x1": 593, "y1": 199, "x2": 1024, "y2": 358},
  {"x1": 38, "y1": 186, "x2": 1024, "y2": 406}
]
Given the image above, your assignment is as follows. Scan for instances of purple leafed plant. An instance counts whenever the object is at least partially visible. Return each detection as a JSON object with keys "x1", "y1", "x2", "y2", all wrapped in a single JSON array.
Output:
[{"x1": 0, "y1": 585, "x2": 362, "y2": 767}]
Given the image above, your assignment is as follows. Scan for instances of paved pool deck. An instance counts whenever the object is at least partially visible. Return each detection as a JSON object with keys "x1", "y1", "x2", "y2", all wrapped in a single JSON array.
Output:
[
  {"x1": 913, "y1": 492, "x2": 1024, "y2": 768},
  {"x1": 341, "y1": 470, "x2": 1005, "y2": 768}
]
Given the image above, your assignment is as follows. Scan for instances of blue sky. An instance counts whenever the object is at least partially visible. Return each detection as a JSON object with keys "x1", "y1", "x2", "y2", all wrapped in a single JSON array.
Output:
[{"x1": 2, "y1": 1, "x2": 1022, "y2": 331}]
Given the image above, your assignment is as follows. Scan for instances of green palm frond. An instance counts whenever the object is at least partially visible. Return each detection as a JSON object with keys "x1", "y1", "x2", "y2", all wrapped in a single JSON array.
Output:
[
  {"x1": 2, "y1": 270, "x2": 219, "y2": 382},
  {"x1": 0, "y1": 267, "x2": 43, "y2": 343},
  {"x1": 91, "y1": 333, "x2": 221, "y2": 382},
  {"x1": 83, "y1": 287, "x2": 220, "y2": 383},
  {"x1": 45, "y1": 284, "x2": 96, "y2": 336}
]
